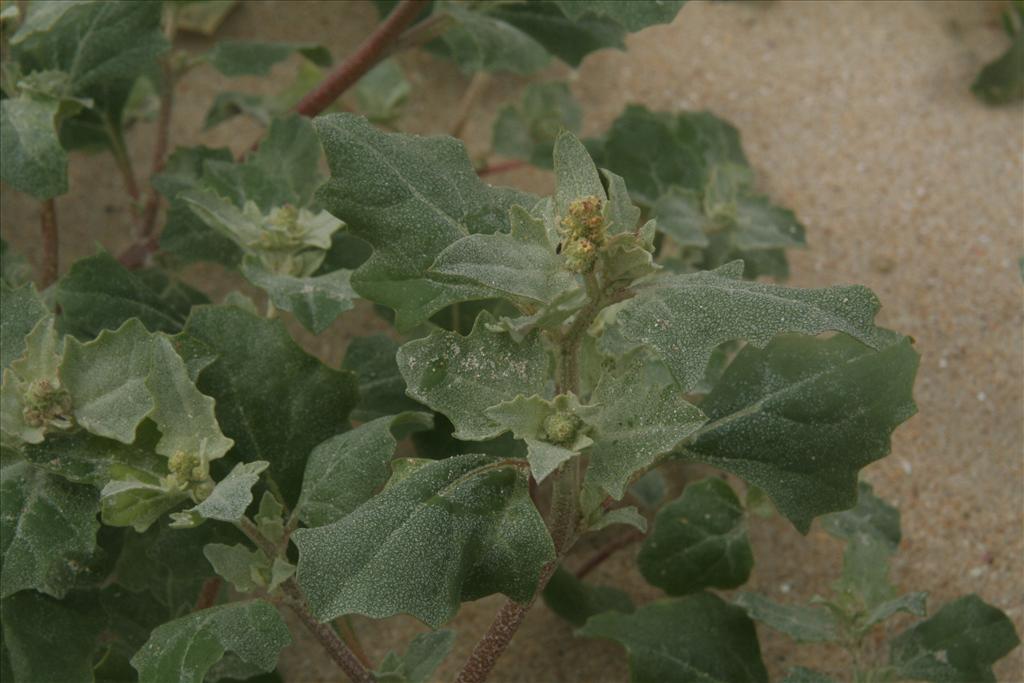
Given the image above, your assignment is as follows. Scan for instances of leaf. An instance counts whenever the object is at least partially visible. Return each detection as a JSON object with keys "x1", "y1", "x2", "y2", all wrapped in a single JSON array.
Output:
[
  {"x1": 492, "y1": 81, "x2": 582, "y2": 168},
  {"x1": 820, "y1": 481, "x2": 900, "y2": 551},
  {"x1": 542, "y1": 566, "x2": 634, "y2": 627},
  {"x1": 0, "y1": 460, "x2": 100, "y2": 598},
  {"x1": 177, "y1": 0, "x2": 239, "y2": 35},
  {"x1": 202, "y1": 542, "x2": 293, "y2": 594},
  {"x1": 203, "y1": 60, "x2": 324, "y2": 131},
  {"x1": 131, "y1": 600, "x2": 291, "y2": 683},
  {"x1": 972, "y1": 25, "x2": 1024, "y2": 105},
  {"x1": 375, "y1": 630, "x2": 456, "y2": 683},
  {"x1": 21, "y1": 424, "x2": 165, "y2": 487},
  {"x1": 296, "y1": 413, "x2": 433, "y2": 528},
  {"x1": 171, "y1": 461, "x2": 269, "y2": 528},
  {"x1": 0, "y1": 94, "x2": 67, "y2": 199},
  {"x1": 100, "y1": 478, "x2": 189, "y2": 533},
  {"x1": 637, "y1": 477, "x2": 752, "y2": 595},
  {"x1": 1, "y1": 589, "x2": 104, "y2": 683},
  {"x1": 342, "y1": 334, "x2": 422, "y2": 422},
  {"x1": 733, "y1": 593, "x2": 840, "y2": 643},
  {"x1": 584, "y1": 351, "x2": 705, "y2": 500},
  {"x1": 240, "y1": 257, "x2": 356, "y2": 334},
  {"x1": 0, "y1": 240, "x2": 32, "y2": 289},
  {"x1": 889, "y1": 594, "x2": 1021, "y2": 683},
  {"x1": 554, "y1": 129, "x2": 606, "y2": 220},
  {"x1": 313, "y1": 113, "x2": 536, "y2": 330},
  {"x1": 397, "y1": 312, "x2": 549, "y2": 441},
  {"x1": 438, "y1": 4, "x2": 550, "y2": 74},
  {"x1": 293, "y1": 454, "x2": 554, "y2": 628},
  {"x1": 56, "y1": 251, "x2": 204, "y2": 339},
  {"x1": 617, "y1": 261, "x2": 892, "y2": 392},
  {"x1": 678, "y1": 333, "x2": 918, "y2": 532},
  {"x1": 206, "y1": 40, "x2": 331, "y2": 77},
  {"x1": 578, "y1": 592, "x2": 769, "y2": 683},
  {"x1": 588, "y1": 505, "x2": 647, "y2": 533},
  {"x1": 181, "y1": 305, "x2": 358, "y2": 505},
  {"x1": 353, "y1": 59, "x2": 410, "y2": 123},
  {"x1": 485, "y1": 393, "x2": 598, "y2": 482},
  {"x1": 0, "y1": 284, "x2": 48, "y2": 370},
  {"x1": 554, "y1": 1, "x2": 686, "y2": 32},
  {"x1": 431, "y1": 205, "x2": 578, "y2": 308},
  {"x1": 652, "y1": 187, "x2": 709, "y2": 247}
]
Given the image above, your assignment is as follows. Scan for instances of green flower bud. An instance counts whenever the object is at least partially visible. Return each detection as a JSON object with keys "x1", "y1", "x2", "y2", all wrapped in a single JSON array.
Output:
[
  {"x1": 543, "y1": 411, "x2": 582, "y2": 446},
  {"x1": 21, "y1": 378, "x2": 73, "y2": 429}
]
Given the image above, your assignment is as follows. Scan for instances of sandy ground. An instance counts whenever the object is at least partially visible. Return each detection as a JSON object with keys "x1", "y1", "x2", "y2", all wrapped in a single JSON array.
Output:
[{"x1": 1, "y1": 1, "x2": 1022, "y2": 681}]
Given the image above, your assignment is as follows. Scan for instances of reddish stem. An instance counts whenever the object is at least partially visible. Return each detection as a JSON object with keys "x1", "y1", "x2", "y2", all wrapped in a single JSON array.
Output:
[
  {"x1": 193, "y1": 577, "x2": 223, "y2": 611},
  {"x1": 574, "y1": 530, "x2": 643, "y2": 580},
  {"x1": 476, "y1": 159, "x2": 527, "y2": 177},
  {"x1": 39, "y1": 199, "x2": 58, "y2": 287},
  {"x1": 139, "y1": 56, "x2": 175, "y2": 239},
  {"x1": 293, "y1": 0, "x2": 427, "y2": 118}
]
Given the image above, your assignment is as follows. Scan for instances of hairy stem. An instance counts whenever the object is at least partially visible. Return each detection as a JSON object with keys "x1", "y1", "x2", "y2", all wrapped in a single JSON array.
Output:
[
  {"x1": 39, "y1": 199, "x2": 58, "y2": 287},
  {"x1": 237, "y1": 518, "x2": 376, "y2": 682},
  {"x1": 335, "y1": 616, "x2": 373, "y2": 669},
  {"x1": 449, "y1": 71, "x2": 490, "y2": 138},
  {"x1": 293, "y1": 0, "x2": 427, "y2": 118}
]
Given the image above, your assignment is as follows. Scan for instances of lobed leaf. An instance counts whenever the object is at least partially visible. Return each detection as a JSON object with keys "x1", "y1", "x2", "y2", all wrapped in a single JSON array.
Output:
[
  {"x1": 678, "y1": 332, "x2": 918, "y2": 532},
  {"x1": 1, "y1": 590, "x2": 104, "y2": 683},
  {"x1": 0, "y1": 95, "x2": 67, "y2": 199},
  {"x1": 342, "y1": 335, "x2": 422, "y2": 422},
  {"x1": 733, "y1": 593, "x2": 840, "y2": 643},
  {"x1": 0, "y1": 284, "x2": 49, "y2": 371},
  {"x1": 493, "y1": 82, "x2": 582, "y2": 168},
  {"x1": 397, "y1": 312, "x2": 550, "y2": 441},
  {"x1": 240, "y1": 258, "x2": 356, "y2": 334},
  {"x1": 206, "y1": 40, "x2": 332, "y2": 77},
  {"x1": 293, "y1": 454, "x2": 554, "y2": 628},
  {"x1": 542, "y1": 566, "x2": 634, "y2": 627},
  {"x1": 172, "y1": 461, "x2": 269, "y2": 528}
]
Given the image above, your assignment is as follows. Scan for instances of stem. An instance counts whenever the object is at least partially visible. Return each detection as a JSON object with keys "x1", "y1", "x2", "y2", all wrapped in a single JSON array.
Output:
[
  {"x1": 574, "y1": 530, "x2": 643, "y2": 580},
  {"x1": 335, "y1": 616, "x2": 373, "y2": 669},
  {"x1": 105, "y1": 117, "x2": 141, "y2": 217},
  {"x1": 139, "y1": 16, "x2": 177, "y2": 239},
  {"x1": 476, "y1": 159, "x2": 526, "y2": 177},
  {"x1": 39, "y1": 199, "x2": 58, "y2": 287},
  {"x1": 293, "y1": 0, "x2": 427, "y2": 118},
  {"x1": 236, "y1": 518, "x2": 376, "y2": 683},
  {"x1": 449, "y1": 72, "x2": 490, "y2": 139},
  {"x1": 193, "y1": 577, "x2": 223, "y2": 611}
]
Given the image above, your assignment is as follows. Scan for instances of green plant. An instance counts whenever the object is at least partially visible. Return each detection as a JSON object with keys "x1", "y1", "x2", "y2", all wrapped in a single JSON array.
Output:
[{"x1": 0, "y1": 2, "x2": 1019, "y2": 683}]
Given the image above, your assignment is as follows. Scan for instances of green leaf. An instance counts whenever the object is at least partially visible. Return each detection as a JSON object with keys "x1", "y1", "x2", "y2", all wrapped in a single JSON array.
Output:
[
  {"x1": 1, "y1": 460, "x2": 100, "y2": 598},
  {"x1": 889, "y1": 594, "x2": 1021, "y2": 683},
  {"x1": 618, "y1": 261, "x2": 892, "y2": 392},
  {"x1": 100, "y1": 477, "x2": 189, "y2": 532},
  {"x1": 972, "y1": 25, "x2": 1024, "y2": 105},
  {"x1": 297, "y1": 413, "x2": 433, "y2": 528},
  {"x1": 353, "y1": 59, "x2": 410, "y2": 123},
  {"x1": 1, "y1": 589, "x2": 103, "y2": 683},
  {"x1": 0, "y1": 240, "x2": 32, "y2": 289},
  {"x1": 375, "y1": 630, "x2": 456, "y2": 683},
  {"x1": 181, "y1": 305, "x2": 359, "y2": 505},
  {"x1": 203, "y1": 60, "x2": 324, "y2": 131},
  {"x1": 553, "y1": 1, "x2": 686, "y2": 32},
  {"x1": 679, "y1": 333, "x2": 918, "y2": 532},
  {"x1": 56, "y1": 251, "x2": 204, "y2": 339},
  {"x1": 21, "y1": 424, "x2": 165, "y2": 487},
  {"x1": 342, "y1": 334, "x2": 422, "y2": 421},
  {"x1": 542, "y1": 566, "x2": 634, "y2": 627},
  {"x1": 171, "y1": 461, "x2": 269, "y2": 528},
  {"x1": 294, "y1": 454, "x2": 554, "y2": 628},
  {"x1": 652, "y1": 187, "x2": 709, "y2": 247},
  {"x1": 206, "y1": 40, "x2": 331, "y2": 77},
  {"x1": 177, "y1": 0, "x2": 239, "y2": 35},
  {"x1": 492, "y1": 81, "x2": 582, "y2": 167},
  {"x1": 240, "y1": 257, "x2": 356, "y2": 334},
  {"x1": 431, "y1": 205, "x2": 578, "y2": 308},
  {"x1": 438, "y1": 3, "x2": 550, "y2": 74},
  {"x1": 637, "y1": 477, "x2": 752, "y2": 595},
  {"x1": 554, "y1": 129, "x2": 606, "y2": 220},
  {"x1": 0, "y1": 94, "x2": 67, "y2": 199},
  {"x1": 131, "y1": 600, "x2": 291, "y2": 683},
  {"x1": 584, "y1": 351, "x2": 705, "y2": 500},
  {"x1": 579, "y1": 592, "x2": 768, "y2": 683},
  {"x1": 0, "y1": 284, "x2": 48, "y2": 370},
  {"x1": 588, "y1": 505, "x2": 647, "y2": 533},
  {"x1": 203, "y1": 543, "x2": 265, "y2": 593},
  {"x1": 313, "y1": 113, "x2": 536, "y2": 330},
  {"x1": 820, "y1": 481, "x2": 900, "y2": 551},
  {"x1": 733, "y1": 593, "x2": 839, "y2": 643},
  {"x1": 485, "y1": 393, "x2": 598, "y2": 482},
  {"x1": 397, "y1": 312, "x2": 549, "y2": 441}
]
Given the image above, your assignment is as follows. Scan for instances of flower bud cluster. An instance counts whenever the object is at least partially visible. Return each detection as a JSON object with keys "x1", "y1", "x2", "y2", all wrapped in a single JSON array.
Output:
[
  {"x1": 560, "y1": 196, "x2": 607, "y2": 274},
  {"x1": 542, "y1": 410, "x2": 583, "y2": 446},
  {"x1": 166, "y1": 451, "x2": 214, "y2": 501},
  {"x1": 21, "y1": 378, "x2": 72, "y2": 431}
]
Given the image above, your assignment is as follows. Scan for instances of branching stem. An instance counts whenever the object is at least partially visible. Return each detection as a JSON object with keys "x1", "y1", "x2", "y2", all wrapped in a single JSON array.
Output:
[
  {"x1": 574, "y1": 530, "x2": 643, "y2": 580},
  {"x1": 236, "y1": 518, "x2": 376, "y2": 683},
  {"x1": 293, "y1": 0, "x2": 427, "y2": 118},
  {"x1": 39, "y1": 199, "x2": 58, "y2": 287}
]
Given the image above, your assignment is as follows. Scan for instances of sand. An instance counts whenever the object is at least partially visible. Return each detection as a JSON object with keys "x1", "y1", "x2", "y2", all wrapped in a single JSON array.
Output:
[{"x1": 1, "y1": 1, "x2": 1021, "y2": 681}]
